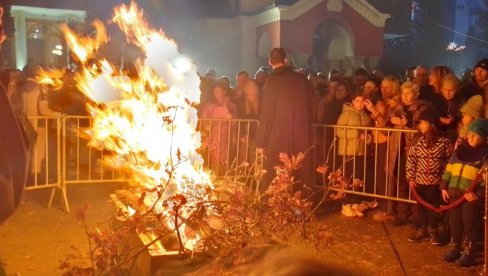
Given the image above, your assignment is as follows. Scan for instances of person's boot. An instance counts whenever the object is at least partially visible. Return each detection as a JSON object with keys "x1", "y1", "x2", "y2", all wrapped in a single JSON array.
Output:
[
  {"x1": 457, "y1": 240, "x2": 476, "y2": 267},
  {"x1": 444, "y1": 239, "x2": 461, "y2": 262},
  {"x1": 407, "y1": 226, "x2": 428, "y2": 242},
  {"x1": 429, "y1": 226, "x2": 442, "y2": 246}
]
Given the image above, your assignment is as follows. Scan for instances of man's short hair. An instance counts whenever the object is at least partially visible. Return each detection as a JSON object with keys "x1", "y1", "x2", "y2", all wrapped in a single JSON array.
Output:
[
  {"x1": 269, "y1": 48, "x2": 286, "y2": 65},
  {"x1": 236, "y1": 71, "x2": 249, "y2": 78},
  {"x1": 354, "y1": 67, "x2": 368, "y2": 76}
]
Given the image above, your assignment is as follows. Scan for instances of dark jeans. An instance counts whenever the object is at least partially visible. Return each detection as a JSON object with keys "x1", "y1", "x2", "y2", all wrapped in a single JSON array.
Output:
[
  {"x1": 449, "y1": 198, "x2": 483, "y2": 243},
  {"x1": 412, "y1": 184, "x2": 441, "y2": 228}
]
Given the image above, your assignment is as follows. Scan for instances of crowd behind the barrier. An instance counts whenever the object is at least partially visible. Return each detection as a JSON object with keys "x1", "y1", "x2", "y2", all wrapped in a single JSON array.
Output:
[{"x1": 3, "y1": 58, "x2": 488, "y2": 268}]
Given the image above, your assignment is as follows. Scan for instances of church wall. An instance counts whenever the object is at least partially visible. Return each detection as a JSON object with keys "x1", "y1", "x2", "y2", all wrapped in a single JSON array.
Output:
[
  {"x1": 276, "y1": 1, "x2": 384, "y2": 67},
  {"x1": 342, "y1": 4, "x2": 383, "y2": 57}
]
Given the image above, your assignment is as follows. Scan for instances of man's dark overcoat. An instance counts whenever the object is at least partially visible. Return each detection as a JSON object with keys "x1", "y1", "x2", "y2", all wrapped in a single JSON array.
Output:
[
  {"x1": 0, "y1": 84, "x2": 31, "y2": 224},
  {"x1": 256, "y1": 65, "x2": 313, "y2": 191}
]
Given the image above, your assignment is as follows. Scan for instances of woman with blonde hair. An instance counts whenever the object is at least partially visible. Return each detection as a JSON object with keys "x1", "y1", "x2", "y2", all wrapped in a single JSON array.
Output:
[
  {"x1": 387, "y1": 81, "x2": 430, "y2": 226},
  {"x1": 435, "y1": 74, "x2": 462, "y2": 136}
]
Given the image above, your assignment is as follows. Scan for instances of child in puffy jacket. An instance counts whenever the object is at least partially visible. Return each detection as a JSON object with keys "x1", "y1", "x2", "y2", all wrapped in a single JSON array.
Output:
[{"x1": 440, "y1": 118, "x2": 488, "y2": 267}]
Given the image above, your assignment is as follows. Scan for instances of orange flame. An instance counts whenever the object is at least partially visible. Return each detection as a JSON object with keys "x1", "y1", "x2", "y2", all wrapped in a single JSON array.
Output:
[
  {"x1": 46, "y1": 2, "x2": 213, "y2": 251},
  {"x1": 35, "y1": 67, "x2": 65, "y2": 90},
  {"x1": 60, "y1": 19, "x2": 108, "y2": 63}
]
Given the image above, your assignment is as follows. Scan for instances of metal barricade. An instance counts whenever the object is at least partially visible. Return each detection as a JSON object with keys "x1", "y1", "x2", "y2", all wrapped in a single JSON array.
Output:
[
  {"x1": 23, "y1": 116, "x2": 68, "y2": 211},
  {"x1": 25, "y1": 117, "x2": 416, "y2": 212},
  {"x1": 197, "y1": 118, "x2": 260, "y2": 186},
  {"x1": 61, "y1": 116, "x2": 127, "y2": 186},
  {"x1": 24, "y1": 116, "x2": 61, "y2": 189},
  {"x1": 25, "y1": 116, "x2": 260, "y2": 212},
  {"x1": 313, "y1": 124, "x2": 418, "y2": 205}
]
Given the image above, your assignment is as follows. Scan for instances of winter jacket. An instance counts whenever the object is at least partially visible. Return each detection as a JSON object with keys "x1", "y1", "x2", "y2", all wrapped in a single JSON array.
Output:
[
  {"x1": 336, "y1": 103, "x2": 372, "y2": 156},
  {"x1": 22, "y1": 79, "x2": 61, "y2": 126},
  {"x1": 440, "y1": 141, "x2": 488, "y2": 199},
  {"x1": 370, "y1": 109, "x2": 389, "y2": 144},
  {"x1": 201, "y1": 101, "x2": 234, "y2": 165},
  {"x1": 459, "y1": 79, "x2": 483, "y2": 102},
  {"x1": 433, "y1": 94, "x2": 462, "y2": 134},
  {"x1": 406, "y1": 135, "x2": 452, "y2": 185},
  {"x1": 386, "y1": 100, "x2": 429, "y2": 176}
]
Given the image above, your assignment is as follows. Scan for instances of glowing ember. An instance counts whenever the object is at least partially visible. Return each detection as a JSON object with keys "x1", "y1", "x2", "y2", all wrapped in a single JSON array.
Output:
[
  {"x1": 127, "y1": 206, "x2": 136, "y2": 217},
  {"x1": 51, "y1": 2, "x2": 213, "y2": 250}
]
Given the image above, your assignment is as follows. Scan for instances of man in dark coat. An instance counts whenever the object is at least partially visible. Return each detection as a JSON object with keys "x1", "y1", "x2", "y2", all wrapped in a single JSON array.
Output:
[
  {"x1": 0, "y1": 6, "x2": 32, "y2": 225},
  {"x1": 459, "y1": 58, "x2": 488, "y2": 101},
  {"x1": 0, "y1": 76, "x2": 32, "y2": 224},
  {"x1": 256, "y1": 48, "x2": 313, "y2": 193}
]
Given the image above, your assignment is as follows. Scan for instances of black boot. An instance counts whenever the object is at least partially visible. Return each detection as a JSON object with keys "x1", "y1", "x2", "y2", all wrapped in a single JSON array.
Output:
[
  {"x1": 407, "y1": 226, "x2": 428, "y2": 242},
  {"x1": 444, "y1": 239, "x2": 461, "y2": 262},
  {"x1": 429, "y1": 226, "x2": 442, "y2": 246},
  {"x1": 457, "y1": 241, "x2": 476, "y2": 267}
]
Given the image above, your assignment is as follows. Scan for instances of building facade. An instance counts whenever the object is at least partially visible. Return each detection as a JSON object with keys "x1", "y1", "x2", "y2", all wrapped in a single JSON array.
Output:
[{"x1": 4, "y1": 0, "x2": 389, "y2": 77}]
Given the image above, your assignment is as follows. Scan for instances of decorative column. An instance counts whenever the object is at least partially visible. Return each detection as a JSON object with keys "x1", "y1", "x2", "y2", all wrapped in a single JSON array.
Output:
[{"x1": 13, "y1": 11, "x2": 27, "y2": 69}]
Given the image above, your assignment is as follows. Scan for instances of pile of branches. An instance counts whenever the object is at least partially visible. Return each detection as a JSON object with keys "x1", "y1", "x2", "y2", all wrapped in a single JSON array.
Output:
[{"x1": 59, "y1": 151, "x2": 358, "y2": 275}]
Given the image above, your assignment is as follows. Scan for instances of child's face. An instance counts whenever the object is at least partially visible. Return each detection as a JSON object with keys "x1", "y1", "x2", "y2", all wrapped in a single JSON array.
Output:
[
  {"x1": 352, "y1": 96, "x2": 365, "y2": 111},
  {"x1": 418, "y1": 120, "x2": 431, "y2": 135},
  {"x1": 466, "y1": 131, "x2": 485, "y2": 147},
  {"x1": 461, "y1": 113, "x2": 475, "y2": 127},
  {"x1": 441, "y1": 81, "x2": 457, "y2": 100},
  {"x1": 213, "y1": 86, "x2": 226, "y2": 103}
]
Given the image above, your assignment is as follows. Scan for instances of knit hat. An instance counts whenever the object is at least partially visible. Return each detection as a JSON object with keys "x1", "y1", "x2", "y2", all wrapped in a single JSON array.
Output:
[
  {"x1": 460, "y1": 95, "x2": 484, "y2": 119},
  {"x1": 418, "y1": 108, "x2": 439, "y2": 126},
  {"x1": 475, "y1": 58, "x2": 488, "y2": 71},
  {"x1": 467, "y1": 118, "x2": 488, "y2": 139}
]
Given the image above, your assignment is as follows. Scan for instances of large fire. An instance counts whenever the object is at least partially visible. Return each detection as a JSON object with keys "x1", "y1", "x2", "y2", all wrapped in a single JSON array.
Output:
[{"x1": 41, "y1": 2, "x2": 214, "y2": 251}]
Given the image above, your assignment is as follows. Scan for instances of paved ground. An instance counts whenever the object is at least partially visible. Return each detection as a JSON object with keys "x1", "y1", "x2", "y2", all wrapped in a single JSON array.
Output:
[{"x1": 0, "y1": 183, "x2": 485, "y2": 275}]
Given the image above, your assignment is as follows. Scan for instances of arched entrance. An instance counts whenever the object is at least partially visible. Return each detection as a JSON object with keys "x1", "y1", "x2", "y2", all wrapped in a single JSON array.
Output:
[{"x1": 308, "y1": 19, "x2": 354, "y2": 74}]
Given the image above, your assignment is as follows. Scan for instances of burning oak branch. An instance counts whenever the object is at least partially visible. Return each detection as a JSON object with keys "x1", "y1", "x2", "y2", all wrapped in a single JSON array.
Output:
[{"x1": 41, "y1": 1, "x2": 214, "y2": 252}]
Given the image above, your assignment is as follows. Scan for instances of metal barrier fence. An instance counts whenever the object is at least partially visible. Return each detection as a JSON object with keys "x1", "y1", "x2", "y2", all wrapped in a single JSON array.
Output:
[
  {"x1": 62, "y1": 116, "x2": 127, "y2": 186},
  {"x1": 22, "y1": 116, "x2": 67, "y2": 210},
  {"x1": 24, "y1": 116, "x2": 421, "y2": 212},
  {"x1": 24, "y1": 116, "x2": 260, "y2": 212},
  {"x1": 197, "y1": 118, "x2": 261, "y2": 195},
  {"x1": 312, "y1": 124, "x2": 418, "y2": 210},
  {"x1": 197, "y1": 119, "x2": 259, "y2": 171}
]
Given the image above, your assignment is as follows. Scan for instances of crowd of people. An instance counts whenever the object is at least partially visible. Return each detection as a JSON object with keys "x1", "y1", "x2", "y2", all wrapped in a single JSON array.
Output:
[
  {"x1": 197, "y1": 55, "x2": 488, "y2": 268},
  {"x1": 3, "y1": 51, "x2": 488, "y2": 268}
]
